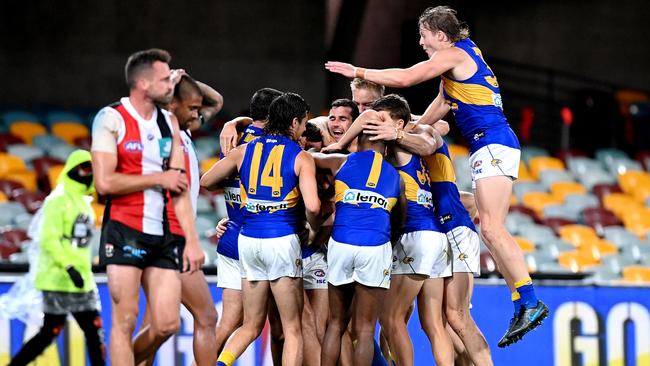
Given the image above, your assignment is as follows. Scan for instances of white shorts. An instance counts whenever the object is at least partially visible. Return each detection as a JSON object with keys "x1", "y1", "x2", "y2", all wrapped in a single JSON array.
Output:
[
  {"x1": 327, "y1": 238, "x2": 392, "y2": 289},
  {"x1": 216, "y1": 253, "x2": 242, "y2": 290},
  {"x1": 446, "y1": 226, "x2": 481, "y2": 275},
  {"x1": 238, "y1": 234, "x2": 302, "y2": 281},
  {"x1": 469, "y1": 144, "x2": 520, "y2": 189},
  {"x1": 392, "y1": 231, "x2": 452, "y2": 278},
  {"x1": 303, "y1": 251, "x2": 328, "y2": 290}
]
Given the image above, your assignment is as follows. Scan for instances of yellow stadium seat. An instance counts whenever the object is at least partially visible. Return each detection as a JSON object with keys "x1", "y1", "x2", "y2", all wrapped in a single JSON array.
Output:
[
  {"x1": 622, "y1": 266, "x2": 650, "y2": 284},
  {"x1": 517, "y1": 161, "x2": 534, "y2": 183},
  {"x1": 47, "y1": 165, "x2": 65, "y2": 189},
  {"x1": 558, "y1": 224, "x2": 599, "y2": 248},
  {"x1": 618, "y1": 170, "x2": 650, "y2": 192},
  {"x1": 578, "y1": 238, "x2": 618, "y2": 261},
  {"x1": 622, "y1": 211, "x2": 650, "y2": 240},
  {"x1": 10, "y1": 171, "x2": 38, "y2": 192},
  {"x1": 514, "y1": 236, "x2": 536, "y2": 253},
  {"x1": 558, "y1": 251, "x2": 600, "y2": 273},
  {"x1": 9, "y1": 121, "x2": 47, "y2": 145},
  {"x1": 0, "y1": 191, "x2": 7, "y2": 202},
  {"x1": 92, "y1": 203, "x2": 105, "y2": 228},
  {"x1": 550, "y1": 181, "x2": 586, "y2": 201},
  {"x1": 0, "y1": 153, "x2": 29, "y2": 177},
  {"x1": 447, "y1": 144, "x2": 469, "y2": 161},
  {"x1": 528, "y1": 156, "x2": 565, "y2": 180},
  {"x1": 510, "y1": 194, "x2": 517, "y2": 206},
  {"x1": 201, "y1": 157, "x2": 220, "y2": 174},
  {"x1": 51, "y1": 122, "x2": 90, "y2": 145},
  {"x1": 602, "y1": 193, "x2": 644, "y2": 218},
  {"x1": 521, "y1": 192, "x2": 562, "y2": 217}
]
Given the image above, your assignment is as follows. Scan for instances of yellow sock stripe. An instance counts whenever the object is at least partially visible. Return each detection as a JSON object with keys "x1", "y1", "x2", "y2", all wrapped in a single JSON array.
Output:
[
  {"x1": 365, "y1": 151, "x2": 383, "y2": 188},
  {"x1": 514, "y1": 277, "x2": 533, "y2": 289},
  {"x1": 511, "y1": 291, "x2": 521, "y2": 301},
  {"x1": 217, "y1": 350, "x2": 237, "y2": 366}
]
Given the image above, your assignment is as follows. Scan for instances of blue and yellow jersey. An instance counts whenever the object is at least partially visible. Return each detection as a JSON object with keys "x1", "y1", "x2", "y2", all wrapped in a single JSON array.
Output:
[
  {"x1": 218, "y1": 125, "x2": 264, "y2": 258},
  {"x1": 332, "y1": 150, "x2": 401, "y2": 246},
  {"x1": 239, "y1": 134, "x2": 304, "y2": 238},
  {"x1": 396, "y1": 155, "x2": 439, "y2": 233},
  {"x1": 442, "y1": 38, "x2": 519, "y2": 153},
  {"x1": 426, "y1": 142, "x2": 477, "y2": 233}
]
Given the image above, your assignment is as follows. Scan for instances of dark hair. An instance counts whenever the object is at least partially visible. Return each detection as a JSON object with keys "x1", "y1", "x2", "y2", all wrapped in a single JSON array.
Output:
[
  {"x1": 174, "y1": 75, "x2": 202, "y2": 101},
  {"x1": 330, "y1": 98, "x2": 360, "y2": 121},
  {"x1": 302, "y1": 122, "x2": 324, "y2": 143},
  {"x1": 250, "y1": 87, "x2": 283, "y2": 121},
  {"x1": 418, "y1": 6, "x2": 469, "y2": 43},
  {"x1": 265, "y1": 93, "x2": 310, "y2": 136},
  {"x1": 350, "y1": 78, "x2": 385, "y2": 98},
  {"x1": 371, "y1": 94, "x2": 411, "y2": 123},
  {"x1": 124, "y1": 48, "x2": 171, "y2": 89}
]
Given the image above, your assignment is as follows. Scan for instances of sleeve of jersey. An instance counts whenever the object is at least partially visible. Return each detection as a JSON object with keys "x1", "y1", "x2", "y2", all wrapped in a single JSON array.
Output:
[
  {"x1": 39, "y1": 198, "x2": 74, "y2": 269},
  {"x1": 91, "y1": 107, "x2": 121, "y2": 154}
]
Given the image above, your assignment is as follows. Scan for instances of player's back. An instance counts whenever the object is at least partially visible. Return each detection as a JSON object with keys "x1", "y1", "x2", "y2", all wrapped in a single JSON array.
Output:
[
  {"x1": 395, "y1": 154, "x2": 439, "y2": 233},
  {"x1": 332, "y1": 150, "x2": 401, "y2": 246},
  {"x1": 239, "y1": 134, "x2": 304, "y2": 238},
  {"x1": 426, "y1": 142, "x2": 476, "y2": 232}
]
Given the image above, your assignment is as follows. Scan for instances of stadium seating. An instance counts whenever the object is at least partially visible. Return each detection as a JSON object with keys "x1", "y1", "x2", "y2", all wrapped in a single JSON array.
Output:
[
  {"x1": 44, "y1": 111, "x2": 85, "y2": 127},
  {"x1": 528, "y1": 156, "x2": 565, "y2": 180},
  {"x1": 9, "y1": 122, "x2": 47, "y2": 145},
  {"x1": 550, "y1": 181, "x2": 586, "y2": 200},
  {"x1": 621, "y1": 266, "x2": 650, "y2": 283},
  {"x1": 51, "y1": 122, "x2": 90, "y2": 145}
]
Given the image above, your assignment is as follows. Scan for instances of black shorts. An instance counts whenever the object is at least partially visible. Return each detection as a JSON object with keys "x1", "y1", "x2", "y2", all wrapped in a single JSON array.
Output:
[{"x1": 99, "y1": 220, "x2": 185, "y2": 270}]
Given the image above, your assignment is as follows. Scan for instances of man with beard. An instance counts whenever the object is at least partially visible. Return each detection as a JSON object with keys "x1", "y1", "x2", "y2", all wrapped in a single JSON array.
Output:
[{"x1": 91, "y1": 49, "x2": 204, "y2": 365}]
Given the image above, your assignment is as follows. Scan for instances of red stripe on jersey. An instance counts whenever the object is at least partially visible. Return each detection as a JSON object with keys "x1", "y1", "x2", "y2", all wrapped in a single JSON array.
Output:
[{"x1": 110, "y1": 104, "x2": 145, "y2": 232}]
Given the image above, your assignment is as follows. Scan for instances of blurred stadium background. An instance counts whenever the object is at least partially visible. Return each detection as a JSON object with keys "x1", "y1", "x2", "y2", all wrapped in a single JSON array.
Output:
[{"x1": 1, "y1": 0, "x2": 650, "y2": 365}]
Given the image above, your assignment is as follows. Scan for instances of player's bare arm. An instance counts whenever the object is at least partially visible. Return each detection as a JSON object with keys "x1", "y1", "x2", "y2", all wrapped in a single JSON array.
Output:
[
  {"x1": 219, "y1": 116, "x2": 254, "y2": 155},
  {"x1": 296, "y1": 151, "x2": 322, "y2": 230}
]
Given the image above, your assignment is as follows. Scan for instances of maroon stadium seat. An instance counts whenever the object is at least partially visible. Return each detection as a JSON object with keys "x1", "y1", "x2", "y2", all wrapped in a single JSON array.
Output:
[
  {"x1": 542, "y1": 217, "x2": 577, "y2": 235},
  {"x1": 509, "y1": 204, "x2": 540, "y2": 223},
  {"x1": 32, "y1": 156, "x2": 65, "y2": 192},
  {"x1": 0, "y1": 179, "x2": 26, "y2": 199},
  {"x1": 592, "y1": 183, "x2": 623, "y2": 203},
  {"x1": 556, "y1": 148, "x2": 588, "y2": 165},
  {"x1": 0, "y1": 240, "x2": 20, "y2": 259},
  {"x1": 1, "y1": 229, "x2": 29, "y2": 246},
  {"x1": 583, "y1": 207, "x2": 622, "y2": 235},
  {"x1": 73, "y1": 135, "x2": 92, "y2": 150},
  {"x1": 636, "y1": 150, "x2": 650, "y2": 171},
  {"x1": 13, "y1": 190, "x2": 47, "y2": 214},
  {"x1": 0, "y1": 133, "x2": 24, "y2": 152}
]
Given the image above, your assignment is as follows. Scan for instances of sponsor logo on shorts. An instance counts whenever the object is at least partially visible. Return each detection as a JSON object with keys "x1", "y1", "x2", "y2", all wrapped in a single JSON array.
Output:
[
  {"x1": 105, "y1": 243, "x2": 114, "y2": 258},
  {"x1": 124, "y1": 140, "x2": 143, "y2": 152},
  {"x1": 491, "y1": 158, "x2": 502, "y2": 167},
  {"x1": 314, "y1": 269, "x2": 325, "y2": 277},
  {"x1": 123, "y1": 245, "x2": 147, "y2": 260},
  {"x1": 473, "y1": 160, "x2": 482, "y2": 168},
  {"x1": 246, "y1": 198, "x2": 289, "y2": 213},
  {"x1": 342, "y1": 189, "x2": 391, "y2": 210},
  {"x1": 383, "y1": 269, "x2": 390, "y2": 277},
  {"x1": 402, "y1": 256, "x2": 414, "y2": 264}
]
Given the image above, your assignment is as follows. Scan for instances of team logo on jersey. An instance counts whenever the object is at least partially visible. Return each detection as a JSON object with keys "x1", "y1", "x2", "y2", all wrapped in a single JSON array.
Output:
[
  {"x1": 124, "y1": 141, "x2": 143, "y2": 152},
  {"x1": 105, "y1": 243, "x2": 114, "y2": 257},
  {"x1": 342, "y1": 189, "x2": 390, "y2": 210},
  {"x1": 492, "y1": 93, "x2": 503, "y2": 109},
  {"x1": 473, "y1": 132, "x2": 485, "y2": 141},
  {"x1": 147, "y1": 133, "x2": 155, "y2": 141},
  {"x1": 416, "y1": 189, "x2": 433, "y2": 206},
  {"x1": 491, "y1": 158, "x2": 502, "y2": 167}
]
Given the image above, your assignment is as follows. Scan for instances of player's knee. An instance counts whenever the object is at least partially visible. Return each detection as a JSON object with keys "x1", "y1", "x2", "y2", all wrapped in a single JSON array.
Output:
[
  {"x1": 113, "y1": 310, "x2": 138, "y2": 335},
  {"x1": 152, "y1": 317, "x2": 181, "y2": 339},
  {"x1": 195, "y1": 305, "x2": 218, "y2": 329},
  {"x1": 445, "y1": 307, "x2": 468, "y2": 332},
  {"x1": 479, "y1": 221, "x2": 504, "y2": 245}
]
